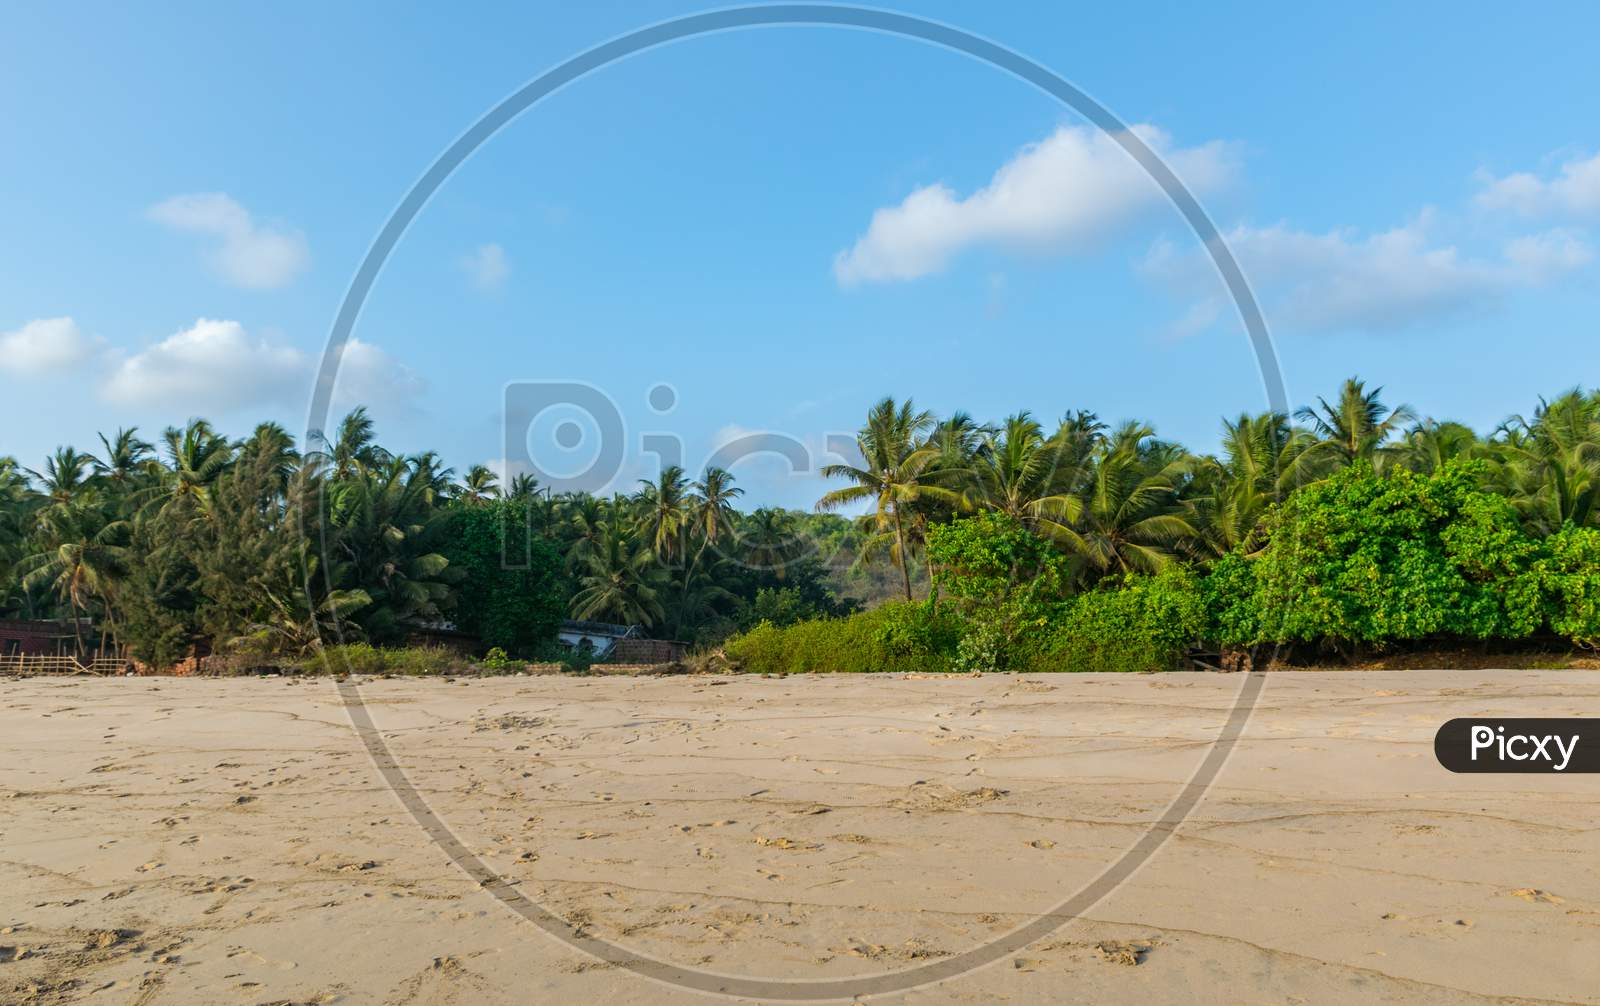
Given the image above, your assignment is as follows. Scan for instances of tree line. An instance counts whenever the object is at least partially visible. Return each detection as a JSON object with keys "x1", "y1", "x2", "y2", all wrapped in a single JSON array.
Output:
[
  {"x1": 3, "y1": 378, "x2": 1597, "y2": 668},
  {"x1": 0, "y1": 408, "x2": 859, "y2": 666},
  {"x1": 819, "y1": 378, "x2": 1598, "y2": 597},
  {"x1": 731, "y1": 377, "x2": 1600, "y2": 672}
]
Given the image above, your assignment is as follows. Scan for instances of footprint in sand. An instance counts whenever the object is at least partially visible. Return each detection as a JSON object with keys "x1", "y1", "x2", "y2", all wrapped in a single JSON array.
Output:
[{"x1": 754, "y1": 836, "x2": 820, "y2": 851}]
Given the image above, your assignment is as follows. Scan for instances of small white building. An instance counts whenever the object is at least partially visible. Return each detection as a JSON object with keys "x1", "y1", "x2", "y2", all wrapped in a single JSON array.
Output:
[{"x1": 556, "y1": 619, "x2": 640, "y2": 659}]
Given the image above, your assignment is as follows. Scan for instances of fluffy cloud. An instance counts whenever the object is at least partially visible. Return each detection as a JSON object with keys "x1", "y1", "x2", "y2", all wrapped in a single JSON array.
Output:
[
  {"x1": 329, "y1": 337, "x2": 426, "y2": 411},
  {"x1": 98, "y1": 319, "x2": 426, "y2": 417},
  {"x1": 101, "y1": 318, "x2": 308, "y2": 409},
  {"x1": 834, "y1": 124, "x2": 1235, "y2": 285},
  {"x1": 1476, "y1": 150, "x2": 1600, "y2": 220},
  {"x1": 0, "y1": 317, "x2": 106, "y2": 375},
  {"x1": 1146, "y1": 215, "x2": 1592, "y2": 335},
  {"x1": 461, "y1": 242, "x2": 510, "y2": 291},
  {"x1": 148, "y1": 193, "x2": 309, "y2": 289}
]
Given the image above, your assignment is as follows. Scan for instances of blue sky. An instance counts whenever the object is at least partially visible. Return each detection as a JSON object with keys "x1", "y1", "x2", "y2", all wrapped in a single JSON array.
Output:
[{"x1": 3, "y1": 2, "x2": 1597, "y2": 508}]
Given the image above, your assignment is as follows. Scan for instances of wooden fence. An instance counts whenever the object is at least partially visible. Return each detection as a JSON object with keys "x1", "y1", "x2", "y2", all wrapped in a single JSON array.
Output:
[{"x1": 0, "y1": 654, "x2": 127, "y2": 676}]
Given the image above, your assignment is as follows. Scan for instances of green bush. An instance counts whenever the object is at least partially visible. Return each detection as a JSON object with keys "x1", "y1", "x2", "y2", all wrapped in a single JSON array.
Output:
[
  {"x1": 725, "y1": 600, "x2": 960, "y2": 674},
  {"x1": 440, "y1": 499, "x2": 567, "y2": 657},
  {"x1": 298, "y1": 643, "x2": 476, "y2": 675},
  {"x1": 1205, "y1": 462, "x2": 1547, "y2": 650},
  {"x1": 1012, "y1": 568, "x2": 1206, "y2": 673},
  {"x1": 1541, "y1": 524, "x2": 1600, "y2": 647},
  {"x1": 926, "y1": 511, "x2": 1070, "y2": 609}
]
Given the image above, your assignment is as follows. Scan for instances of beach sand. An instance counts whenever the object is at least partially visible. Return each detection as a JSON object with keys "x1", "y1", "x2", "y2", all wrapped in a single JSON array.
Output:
[{"x1": 1, "y1": 670, "x2": 1595, "y2": 1004}]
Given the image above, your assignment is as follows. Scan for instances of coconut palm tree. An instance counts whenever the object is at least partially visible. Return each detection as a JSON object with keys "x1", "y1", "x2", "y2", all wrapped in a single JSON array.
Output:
[
  {"x1": 1397, "y1": 419, "x2": 1481, "y2": 475},
  {"x1": 159, "y1": 419, "x2": 233, "y2": 515},
  {"x1": 562, "y1": 493, "x2": 609, "y2": 569},
  {"x1": 1295, "y1": 377, "x2": 1416, "y2": 473},
  {"x1": 1053, "y1": 422, "x2": 1197, "y2": 579},
  {"x1": 326, "y1": 455, "x2": 457, "y2": 641},
  {"x1": 635, "y1": 466, "x2": 692, "y2": 565},
  {"x1": 969, "y1": 411, "x2": 1086, "y2": 540},
  {"x1": 19, "y1": 502, "x2": 128, "y2": 653},
  {"x1": 0, "y1": 457, "x2": 40, "y2": 616},
  {"x1": 1189, "y1": 411, "x2": 1314, "y2": 556},
  {"x1": 817, "y1": 397, "x2": 963, "y2": 600},
  {"x1": 93, "y1": 428, "x2": 158, "y2": 495},
  {"x1": 1492, "y1": 390, "x2": 1600, "y2": 533},
  {"x1": 239, "y1": 422, "x2": 301, "y2": 491},
  {"x1": 739, "y1": 507, "x2": 800, "y2": 579},
  {"x1": 506, "y1": 472, "x2": 540, "y2": 500},
  {"x1": 309, "y1": 407, "x2": 392, "y2": 480},
  {"x1": 688, "y1": 467, "x2": 743, "y2": 564},
  {"x1": 458, "y1": 464, "x2": 500, "y2": 504},
  {"x1": 27, "y1": 446, "x2": 98, "y2": 509},
  {"x1": 570, "y1": 523, "x2": 666, "y2": 627}
]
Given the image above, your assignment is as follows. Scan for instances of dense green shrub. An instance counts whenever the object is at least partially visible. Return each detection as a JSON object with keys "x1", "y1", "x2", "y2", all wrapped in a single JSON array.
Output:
[
  {"x1": 724, "y1": 600, "x2": 960, "y2": 674},
  {"x1": 926, "y1": 512, "x2": 1071, "y2": 609},
  {"x1": 1206, "y1": 462, "x2": 1548, "y2": 650},
  {"x1": 299, "y1": 643, "x2": 478, "y2": 675},
  {"x1": 928, "y1": 513, "x2": 1073, "y2": 672},
  {"x1": 743, "y1": 586, "x2": 824, "y2": 629},
  {"x1": 1011, "y1": 568, "x2": 1207, "y2": 673},
  {"x1": 440, "y1": 499, "x2": 567, "y2": 656},
  {"x1": 1541, "y1": 525, "x2": 1600, "y2": 647}
]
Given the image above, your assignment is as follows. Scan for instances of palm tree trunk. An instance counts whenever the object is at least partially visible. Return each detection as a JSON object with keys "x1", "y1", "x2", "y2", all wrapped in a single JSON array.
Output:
[
  {"x1": 71, "y1": 599, "x2": 86, "y2": 657},
  {"x1": 892, "y1": 507, "x2": 913, "y2": 602}
]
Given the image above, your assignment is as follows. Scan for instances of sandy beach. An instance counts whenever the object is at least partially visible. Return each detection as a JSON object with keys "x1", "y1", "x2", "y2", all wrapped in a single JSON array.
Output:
[{"x1": 2, "y1": 670, "x2": 1596, "y2": 1004}]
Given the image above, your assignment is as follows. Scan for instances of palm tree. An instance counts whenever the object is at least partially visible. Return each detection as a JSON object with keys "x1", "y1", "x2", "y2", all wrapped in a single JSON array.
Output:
[
  {"x1": 20, "y1": 502, "x2": 128, "y2": 653},
  {"x1": 239, "y1": 422, "x2": 301, "y2": 490},
  {"x1": 635, "y1": 466, "x2": 692, "y2": 565},
  {"x1": 668, "y1": 558, "x2": 737, "y2": 640},
  {"x1": 93, "y1": 428, "x2": 157, "y2": 493},
  {"x1": 310, "y1": 407, "x2": 393, "y2": 480},
  {"x1": 326, "y1": 455, "x2": 457, "y2": 641},
  {"x1": 458, "y1": 464, "x2": 500, "y2": 504},
  {"x1": 27, "y1": 446, "x2": 98, "y2": 509},
  {"x1": 570, "y1": 523, "x2": 666, "y2": 627},
  {"x1": 688, "y1": 467, "x2": 743, "y2": 564},
  {"x1": 1493, "y1": 391, "x2": 1600, "y2": 533},
  {"x1": 817, "y1": 397, "x2": 964, "y2": 600},
  {"x1": 969, "y1": 411, "x2": 1085, "y2": 540},
  {"x1": 1053, "y1": 422, "x2": 1197, "y2": 579},
  {"x1": 160, "y1": 419, "x2": 233, "y2": 514},
  {"x1": 506, "y1": 473, "x2": 540, "y2": 500},
  {"x1": 1189, "y1": 412, "x2": 1314, "y2": 556},
  {"x1": 1397, "y1": 420, "x2": 1481, "y2": 475},
  {"x1": 739, "y1": 507, "x2": 800, "y2": 578},
  {"x1": 669, "y1": 467, "x2": 745, "y2": 633},
  {"x1": 0, "y1": 457, "x2": 40, "y2": 616},
  {"x1": 1295, "y1": 377, "x2": 1416, "y2": 472}
]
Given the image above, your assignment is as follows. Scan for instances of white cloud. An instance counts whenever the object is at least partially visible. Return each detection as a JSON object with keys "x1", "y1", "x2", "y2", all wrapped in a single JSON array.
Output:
[
  {"x1": 0, "y1": 317, "x2": 106, "y2": 375},
  {"x1": 1476, "y1": 150, "x2": 1600, "y2": 220},
  {"x1": 1502, "y1": 229, "x2": 1595, "y2": 279},
  {"x1": 834, "y1": 124, "x2": 1235, "y2": 285},
  {"x1": 1146, "y1": 214, "x2": 1592, "y2": 335},
  {"x1": 462, "y1": 242, "x2": 510, "y2": 291},
  {"x1": 148, "y1": 193, "x2": 309, "y2": 289},
  {"x1": 101, "y1": 318, "x2": 308, "y2": 410},
  {"x1": 330, "y1": 337, "x2": 427, "y2": 411}
]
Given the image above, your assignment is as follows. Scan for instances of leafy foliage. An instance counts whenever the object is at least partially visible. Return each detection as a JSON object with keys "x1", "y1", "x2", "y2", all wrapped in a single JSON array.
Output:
[
  {"x1": 1205, "y1": 463, "x2": 1547, "y2": 651},
  {"x1": 4, "y1": 376, "x2": 1600, "y2": 670},
  {"x1": 440, "y1": 498, "x2": 566, "y2": 656}
]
